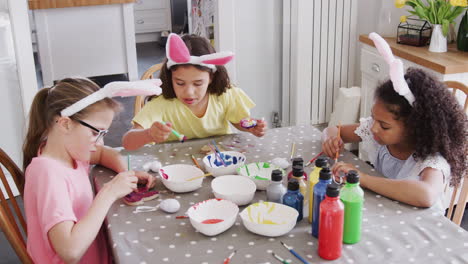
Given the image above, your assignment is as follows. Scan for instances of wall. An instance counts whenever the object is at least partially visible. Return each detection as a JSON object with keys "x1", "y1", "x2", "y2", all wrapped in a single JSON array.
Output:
[{"x1": 233, "y1": 0, "x2": 282, "y2": 122}]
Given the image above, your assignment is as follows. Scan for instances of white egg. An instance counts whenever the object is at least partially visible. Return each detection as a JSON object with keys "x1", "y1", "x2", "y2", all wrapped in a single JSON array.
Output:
[
  {"x1": 159, "y1": 199, "x2": 180, "y2": 213},
  {"x1": 149, "y1": 161, "x2": 162, "y2": 172},
  {"x1": 271, "y1": 157, "x2": 289, "y2": 169},
  {"x1": 142, "y1": 162, "x2": 151, "y2": 172}
]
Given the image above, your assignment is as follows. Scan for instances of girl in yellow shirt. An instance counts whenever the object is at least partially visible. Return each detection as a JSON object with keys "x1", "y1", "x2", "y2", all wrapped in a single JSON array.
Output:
[{"x1": 122, "y1": 33, "x2": 266, "y2": 150}]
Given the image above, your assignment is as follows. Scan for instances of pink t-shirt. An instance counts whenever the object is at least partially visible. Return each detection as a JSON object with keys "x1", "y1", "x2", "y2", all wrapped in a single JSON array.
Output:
[{"x1": 24, "y1": 156, "x2": 110, "y2": 264}]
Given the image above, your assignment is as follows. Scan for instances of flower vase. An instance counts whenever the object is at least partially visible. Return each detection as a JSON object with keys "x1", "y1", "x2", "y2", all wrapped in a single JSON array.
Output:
[
  {"x1": 457, "y1": 11, "x2": 468, "y2": 52},
  {"x1": 429, "y1": 24, "x2": 447, "y2": 52}
]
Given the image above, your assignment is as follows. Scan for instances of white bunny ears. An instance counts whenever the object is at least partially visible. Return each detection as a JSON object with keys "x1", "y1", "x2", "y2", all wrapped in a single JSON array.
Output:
[
  {"x1": 369, "y1": 32, "x2": 415, "y2": 106},
  {"x1": 166, "y1": 33, "x2": 234, "y2": 72},
  {"x1": 60, "y1": 79, "x2": 162, "y2": 117}
]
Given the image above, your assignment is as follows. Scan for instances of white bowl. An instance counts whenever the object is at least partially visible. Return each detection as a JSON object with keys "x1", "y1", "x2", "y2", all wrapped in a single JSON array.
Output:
[
  {"x1": 202, "y1": 151, "x2": 246, "y2": 177},
  {"x1": 187, "y1": 199, "x2": 239, "y2": 236},
  {"x1": 240, "y1": 202, "x2": 298, "y2": 237},
  {"x1": 211, "y1": 175, "x2": 256, "y2": 206},
  {"x1": 237, "y1": 162, "x2": 285, "y2": 190},
  {"x1": 159, "y1": 164, "x2": 204, "y2": 193}
]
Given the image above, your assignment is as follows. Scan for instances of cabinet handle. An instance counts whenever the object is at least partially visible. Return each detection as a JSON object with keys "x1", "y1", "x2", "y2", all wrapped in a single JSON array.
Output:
[
  {"x1": 136, "y1": 19, "x2": 145, "y2": 24},
  {"x1": 371, "y1": 63, "x2": 380, "y2": 73}
]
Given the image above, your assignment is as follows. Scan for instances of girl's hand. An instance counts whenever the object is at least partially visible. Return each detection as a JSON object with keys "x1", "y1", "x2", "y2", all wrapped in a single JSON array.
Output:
[
  {"x1": 134, "y1": 170, "x2": 157, "y2": 189},
  {"x1": 250, "y1": 119, "x2": 267, "y2": 137},
  {"x1": 322, "y1": 134, "x2": 344, "y2": 158},
  {"x1": 332, "y1": 162, "x2": 367, "y2": 187},
  {"x1": 148, "y1": 121, "x2": 172, "y2": 143},
  {"x1": 103, "y1": 171, "x2": 138, "y2": 201}
]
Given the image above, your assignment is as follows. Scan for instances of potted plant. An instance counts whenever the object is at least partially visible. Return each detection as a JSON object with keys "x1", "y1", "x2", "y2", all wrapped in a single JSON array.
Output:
[{"x1": 395, "y1": 0, "x2": 466, "y2": 52}]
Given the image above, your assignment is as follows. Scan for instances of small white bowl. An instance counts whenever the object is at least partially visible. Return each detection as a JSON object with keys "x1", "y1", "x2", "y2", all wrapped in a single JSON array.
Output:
[
  {"x1": 187, "y1": 199, "x2": 239, "y2": 236},
  {"x1": 240, "y1": 202, "x2": 298, "y2": 237},
  {"x1": 159, "y1": 164, "x2": 204, "y2": 193},
  {"x1": 211, "y1": 175, "x2": 256, "y2": 206},
  {"x1": 237, "y1": 162, "x2": 285, "y2": 190},
  {"x1": 202, "y1": 151, "x2": 246, "y2": 177}
]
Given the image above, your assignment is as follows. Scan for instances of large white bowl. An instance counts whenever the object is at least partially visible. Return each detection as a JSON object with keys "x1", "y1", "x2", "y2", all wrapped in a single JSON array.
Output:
[
  {"x1": 237, "y1": 162, "x2": 285, "y2": 190},
  {"x1": 211, "y1": 175, "x2": 256, "y2": 206},
  {"x1": 159, "y1": 164, "x2": 204, "y2": 193},
  {"x1": 187, "y1": 199, "x2": 239, "y2": 236},
  {"x1": 240, "y1": 202, "x2": 298, "y2": 237},
  {"x1": 202, "y1": 151, "x2": 246, "y2": 177}
]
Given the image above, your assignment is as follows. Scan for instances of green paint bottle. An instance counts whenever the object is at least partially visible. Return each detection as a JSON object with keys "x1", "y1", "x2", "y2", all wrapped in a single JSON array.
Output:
[{"x1": 340, "y1": 170, "x2": 364, "y2": 244}]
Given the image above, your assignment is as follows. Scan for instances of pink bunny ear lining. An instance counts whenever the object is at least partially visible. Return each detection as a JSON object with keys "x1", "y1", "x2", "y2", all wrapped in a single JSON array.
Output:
[
  {"x1": 202, "y1": 55, "x2": 234, "y2": 65},
  {"x1": 167, "y1": 34, "x2": 191, "y2": 63}
]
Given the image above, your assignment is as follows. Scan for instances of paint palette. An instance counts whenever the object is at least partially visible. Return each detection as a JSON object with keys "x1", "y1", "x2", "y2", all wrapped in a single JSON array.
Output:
[
  {"x1": 240, "y1": 202, "x2": 298, "y2": 237},
  {"x1": 202, "y1": 151, "x2": 246, "y2": 177},
  {"x1": 159, "y1": 164, "x2": 204, "y2": 193},
  {"x1": 187, "y1": 198, "x2": 239, "y2": 236},
  {"x1": 237, "y1": 162, "x2": 285, "y2": 190}
]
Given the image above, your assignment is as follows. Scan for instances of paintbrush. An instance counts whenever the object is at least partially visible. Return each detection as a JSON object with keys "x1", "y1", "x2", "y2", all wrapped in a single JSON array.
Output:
[
  {"x1": 280, "y1": 241, "x2": 309, "y2": 264},
  {"x1": 127, "y1": 155, "x2": 131, "y2": 171},
  {"x1": 208, "y1": 143, "x2": 226, "y2": 166},
  {"x1": 271, "y1": 252, "x2": 289, "y2": 264},
  {"x1": 305, "y1": 151, "x2": 324, "y2": 167},
  {"x1": 186, "y1": 173, "x2": 212, "y2": 181},
  {"x1": 191, "y1": 155, "x2": 201, "y2": 169},
  {"x1": 290, "y1": 142, "x2": 296, "y2": 160},
  {"x1": 160, "y1": 121, "x2": 187, "y2": 142},
  {"x1": 223, "y1": 250, "x2": 237, "y2": 264},
  {"x1": 335, "y1": 123, "x2": 341, "y2": 163}
]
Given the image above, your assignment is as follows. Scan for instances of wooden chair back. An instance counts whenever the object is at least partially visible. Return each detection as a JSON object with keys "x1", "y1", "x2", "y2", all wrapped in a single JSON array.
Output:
[
  {"x1": 134, "y1": 63, "x2": 163, "y2": 117},
  {"x1": 444, "y1": 81, "x2": 468, "y2": 113},
  {"x1": 447, "y1": 176, "x2": 468, "y2": 225},
  {"x1": 0, "y1": 148, "x2": 32, "y2": 263}
]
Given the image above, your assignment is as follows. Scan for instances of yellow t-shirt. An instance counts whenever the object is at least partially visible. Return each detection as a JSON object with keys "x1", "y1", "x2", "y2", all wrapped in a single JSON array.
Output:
[{"x1": 132, "y1": 86, "x2": 255, "y2": 142}]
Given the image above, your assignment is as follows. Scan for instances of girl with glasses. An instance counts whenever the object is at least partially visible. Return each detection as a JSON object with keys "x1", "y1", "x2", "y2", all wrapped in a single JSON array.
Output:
[{"x1": 22, "y1": 77, "x2": 156, "y2": 263}]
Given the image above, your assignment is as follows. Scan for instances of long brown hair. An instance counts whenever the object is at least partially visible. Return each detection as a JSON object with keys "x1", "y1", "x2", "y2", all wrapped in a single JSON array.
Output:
[
  {"x1": 22, "y1": 78, "x2": 121, "y2": 178},
  {"x1": 158, "y1": 34, "x2": 231, "y2": 100}
]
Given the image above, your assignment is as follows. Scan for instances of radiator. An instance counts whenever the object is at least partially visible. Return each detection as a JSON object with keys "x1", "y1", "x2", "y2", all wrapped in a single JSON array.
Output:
[{"x1": 283, "y1": 0, "x2": 358, "y2": 126}]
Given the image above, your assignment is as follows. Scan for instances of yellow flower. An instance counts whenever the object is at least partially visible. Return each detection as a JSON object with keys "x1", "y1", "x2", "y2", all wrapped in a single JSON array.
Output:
[
  {"x1": 400, "y1": 15, "x2": 407, "y2": 22},
  {"x1": 395, "y1": 0, "x2": 407, "y2": 8},
  {"x1": 450, "y1": 0, "x2": 468, "y2": 7}
]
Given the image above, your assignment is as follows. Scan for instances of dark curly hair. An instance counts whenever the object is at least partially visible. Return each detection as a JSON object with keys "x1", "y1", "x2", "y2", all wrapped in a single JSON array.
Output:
[
  {"x1": 158, "y1": 34, "x2": 231, "y2": 99},
  {"x1": 375, "y1": 68, "x2": 467, "y2": 187}
]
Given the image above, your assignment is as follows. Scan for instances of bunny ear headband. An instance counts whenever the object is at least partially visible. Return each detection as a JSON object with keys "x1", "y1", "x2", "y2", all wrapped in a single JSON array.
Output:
[
  {"x1": 368, "y1": 32, "x2": 415, "y2": 106},
  {"x1": 166, "y1": 33, "x2": 234, "y2": 72},
  {"x1": 60, "y1": 79, "x2": 163, "y2": 117}
]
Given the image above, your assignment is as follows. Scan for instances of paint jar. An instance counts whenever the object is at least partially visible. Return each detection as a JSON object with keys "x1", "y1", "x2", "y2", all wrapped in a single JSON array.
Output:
[
  {"x1": 341, "y1": 170, "x2": 364, "y2": 244},
  {"x1": 308, "y1": 157, "x2": 329, "y2": 223},
  {"x1": 282, "y1": 179, "x2": 304, "y2": 222},
  {"x1": 312, "y1": 167, "x2": 332, "y2": 238},
  {"x1": 290, "y1": 165, "x2": 307, "y2": 197},
  {"x1": 318, "y1": 183, "x2": 344, "y2": 260},
  {"x1": 287, "y1": 157, "x2": 308, "y2": 180},
  {"x1": 266, "y1": 169, "x2": 287, "y2": 203}
]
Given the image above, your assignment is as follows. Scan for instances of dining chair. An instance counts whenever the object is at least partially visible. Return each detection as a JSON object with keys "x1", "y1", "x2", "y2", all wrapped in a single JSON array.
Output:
[
  {"x1": 0, "y1": 147, "x2": 33, "y2": 263},
  {"x1": 134, "y1": 62, "x2": 163, "y2": 117},
  {"x1": 444, "y1": 81, "x2": 468, "y2": 113}
]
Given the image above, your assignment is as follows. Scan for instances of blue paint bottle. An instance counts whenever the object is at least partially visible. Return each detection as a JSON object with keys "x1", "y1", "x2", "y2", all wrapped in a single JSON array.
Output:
[
  {"x1": 282, "y1": 179, "x2": 304, "y2": 222},
  {"x1": 312, "y1": 166, "x2": 332, "y2": 238}
]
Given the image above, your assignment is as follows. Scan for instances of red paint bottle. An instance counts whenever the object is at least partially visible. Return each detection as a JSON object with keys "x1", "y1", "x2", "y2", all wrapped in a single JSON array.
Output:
[{"x1": 318, "y1": 183, "x2": 344, "y2": 260}]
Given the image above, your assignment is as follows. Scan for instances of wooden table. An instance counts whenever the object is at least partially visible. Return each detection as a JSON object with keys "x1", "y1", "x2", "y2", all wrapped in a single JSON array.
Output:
[{"x1": 93, "y1": 126, "x2": 468, "y2": 264}]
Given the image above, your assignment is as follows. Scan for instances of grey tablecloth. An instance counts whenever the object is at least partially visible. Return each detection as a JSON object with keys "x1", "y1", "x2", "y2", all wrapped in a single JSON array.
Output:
[{"x1": 92, "y1": 126, "x2": 468, "y2": 264}]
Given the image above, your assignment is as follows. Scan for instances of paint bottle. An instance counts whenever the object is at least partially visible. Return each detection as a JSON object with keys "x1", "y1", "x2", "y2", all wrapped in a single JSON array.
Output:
[
  {"x1": 266, "y1": 169, "x2": 287, "y2": 203},
  {"x1": 311, "y1": 167, "x2": 332, "y2": 238},
  {"x1": 291, "y1": 165, "x2": 307, "y2": 197},
  {"x1": 287, "y1": 158, "x2": 308, "y2": 180},
  {"x1": 282, "y1": 179, "x2": 304, "y2": 222},
  {"x1": 318, "y1": 183, "x2": 344, "y2": 260},
  {"x1": 308, "y1": 157, "x2": 329, "y2": 223},
  {"x1": 341, "y1": 170, "x2": 364, "y2": 244}
]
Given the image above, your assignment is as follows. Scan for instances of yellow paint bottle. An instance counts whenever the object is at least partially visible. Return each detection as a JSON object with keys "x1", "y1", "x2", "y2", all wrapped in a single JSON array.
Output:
[{"x1": 308, "y1": 157, "x2": 329, "y2": 223}]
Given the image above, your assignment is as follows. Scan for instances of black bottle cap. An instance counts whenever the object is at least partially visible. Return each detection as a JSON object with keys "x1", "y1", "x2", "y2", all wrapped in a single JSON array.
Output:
[
  {"x1": 326, "y1": 183, "x2": 340, "y2": 197},
  {"x1": 292, "y1": 165, "x2": 304, "y2": 177},
  {"x1": 315, "y1": 157, "x2": 329, "y2": 168},
  {"x1": 287, "y1": 179, "x2": 299, "y2": 191},
  {"x1": 271, "y1": 170, "x2": 283, "y2": 182},
  {"x1": 346, "y1": 170, "x2": 360, "y2": 184},
  {"x1": 291, "y1": 157, "x2": 304, "y2": 167},
  {"x1": 319, "y1": 167, "x2": 332, "y2": 180}
]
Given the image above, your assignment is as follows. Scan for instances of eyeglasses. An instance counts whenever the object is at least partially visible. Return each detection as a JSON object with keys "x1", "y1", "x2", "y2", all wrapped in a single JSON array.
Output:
[{"x1": 76, "y1": 119, "x2": 108, "y2": 143}]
